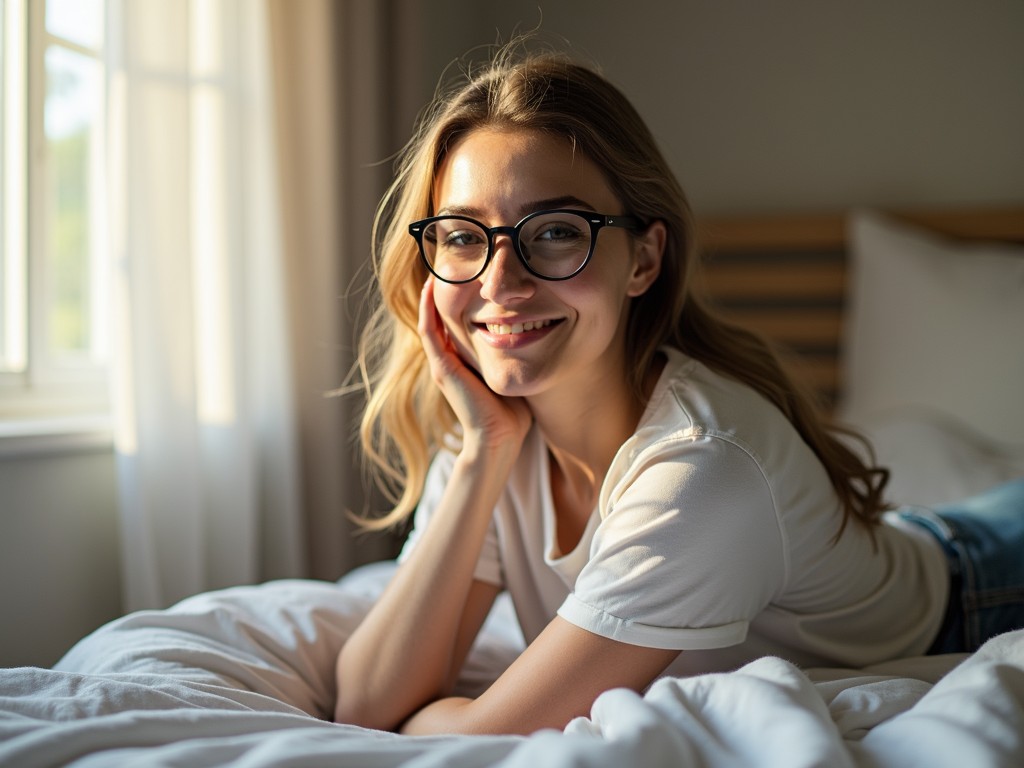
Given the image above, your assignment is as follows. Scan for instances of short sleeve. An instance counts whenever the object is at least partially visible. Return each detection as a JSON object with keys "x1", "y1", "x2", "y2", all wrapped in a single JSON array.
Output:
[
  {"x1": 398, "y1": 449, "x2": 504, "y2": 588},
  {"x1": 558, "y1": 434, "x2": 786, "y2": 650}
]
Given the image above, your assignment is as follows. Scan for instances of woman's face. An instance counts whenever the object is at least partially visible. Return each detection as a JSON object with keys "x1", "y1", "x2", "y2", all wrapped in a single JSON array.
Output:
[{"x1": 429, "y1": 127, "x2": 661, "y2": 401}]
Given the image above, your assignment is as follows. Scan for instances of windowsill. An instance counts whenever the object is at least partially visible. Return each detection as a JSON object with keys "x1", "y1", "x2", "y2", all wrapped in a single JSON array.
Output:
[{"x1": 0, "y1": 413, "x2": 114, "y2": 458}]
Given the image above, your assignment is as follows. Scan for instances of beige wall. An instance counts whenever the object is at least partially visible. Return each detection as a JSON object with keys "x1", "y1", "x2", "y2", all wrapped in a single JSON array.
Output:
[
  {"x1": 414, "y1": 0, "x2": 1024, "y2": 214},
  {"x1": 0, "y1": 448, "x2": 120, "y2": 667}
]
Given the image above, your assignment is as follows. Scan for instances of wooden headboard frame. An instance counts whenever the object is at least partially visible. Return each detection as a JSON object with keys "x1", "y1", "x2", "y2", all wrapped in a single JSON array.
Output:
[{"x1": 694, "y1": 206, "x2": 1024, "y2": 409}]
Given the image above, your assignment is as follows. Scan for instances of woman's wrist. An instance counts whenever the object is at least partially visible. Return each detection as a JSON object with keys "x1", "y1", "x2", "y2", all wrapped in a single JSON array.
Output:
[{"x1": 457, "y1": 432, "x2": 523, "y2": 472}]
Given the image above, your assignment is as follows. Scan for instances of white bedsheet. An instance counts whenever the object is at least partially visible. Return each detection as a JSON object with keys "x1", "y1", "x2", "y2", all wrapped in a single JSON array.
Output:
[{"x1": 1, "y1": 563, "x2": 1022, "y2": 767}]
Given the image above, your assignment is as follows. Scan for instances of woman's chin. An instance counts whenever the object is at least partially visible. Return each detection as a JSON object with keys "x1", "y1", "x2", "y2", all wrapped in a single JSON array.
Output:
[
  {"x1": 479, "y1": 368, "x2": 538, "y2": 399},
  {"x1": 472, "y1": 348, "x2": 555, "y2": 399}
]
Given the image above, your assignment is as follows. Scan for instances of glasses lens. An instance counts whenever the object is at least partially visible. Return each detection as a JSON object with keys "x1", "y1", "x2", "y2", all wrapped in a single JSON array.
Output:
[
  {"x1": 420, "y1": 218, "x2": 489, "y2": 282},
  {"x1": 519, "y1": 212, "x2": 593, "y2": 278}
]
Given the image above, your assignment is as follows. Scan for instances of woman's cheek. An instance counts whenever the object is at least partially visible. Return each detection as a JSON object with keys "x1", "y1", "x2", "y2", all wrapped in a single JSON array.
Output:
[{"x1": 432, "y1": 287, "x2": 480, "y2": 370}]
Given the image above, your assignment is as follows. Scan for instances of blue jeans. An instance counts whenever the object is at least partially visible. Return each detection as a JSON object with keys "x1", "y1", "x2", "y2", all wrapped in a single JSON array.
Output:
[{"x1": 898, "y1": 478, "x2": 1024, "y2": 654}]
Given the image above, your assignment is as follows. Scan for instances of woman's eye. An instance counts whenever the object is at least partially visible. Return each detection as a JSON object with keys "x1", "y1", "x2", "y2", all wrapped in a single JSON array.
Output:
[
  {"x1": 536, "y1": 224, "x2": 582, "y2": 241},
  {"x1": 444, "y1": 230, "x2": 483, "y2": 247}
]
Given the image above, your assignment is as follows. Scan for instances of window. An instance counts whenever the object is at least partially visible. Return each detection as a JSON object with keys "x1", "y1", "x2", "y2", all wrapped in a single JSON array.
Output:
[{"x1": 1, "y1": 0, "x2": 108, "y2": 426}]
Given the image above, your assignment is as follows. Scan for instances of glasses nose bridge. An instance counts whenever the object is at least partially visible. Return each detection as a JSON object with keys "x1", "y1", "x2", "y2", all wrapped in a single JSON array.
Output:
[
  {"x1": 486, "y1": 223, "x2": 526, "y2": 262},
  {"x1": 487, "y1": 223, "x2": 520, "y2": 247}
]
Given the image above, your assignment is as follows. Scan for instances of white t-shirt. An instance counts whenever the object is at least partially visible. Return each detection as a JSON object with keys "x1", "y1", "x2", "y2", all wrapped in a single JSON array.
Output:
[{"x1": 401, "y1": 347, "x2": 949, "y2": 676}]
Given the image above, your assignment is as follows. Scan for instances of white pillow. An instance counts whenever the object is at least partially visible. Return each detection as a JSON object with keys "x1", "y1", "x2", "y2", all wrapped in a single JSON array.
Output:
[
  {"x1": 850, "y1": 407, "x2": 1024, "y2": 507},
  {"x1": 839, "y1": 210, "x2": 1024, "y2": 446}
]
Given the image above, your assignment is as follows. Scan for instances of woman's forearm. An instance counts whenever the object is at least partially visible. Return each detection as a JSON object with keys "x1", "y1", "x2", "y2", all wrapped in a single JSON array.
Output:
[
  {"x1": 334, "y1": 446, "x2": 515, "y2": 730},
  {"x1": 398, "y1": 696, "x2": 475, "y2": 735}
]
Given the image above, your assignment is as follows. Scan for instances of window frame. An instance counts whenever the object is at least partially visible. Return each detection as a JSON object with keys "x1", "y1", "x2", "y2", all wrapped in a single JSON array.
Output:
[{"x1": 0, "y1": 0, "x2": 110, "y2": 433}]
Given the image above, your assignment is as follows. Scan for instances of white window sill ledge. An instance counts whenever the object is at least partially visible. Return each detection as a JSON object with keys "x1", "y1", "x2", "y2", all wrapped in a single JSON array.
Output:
[{"x1": 0, "y1": 414, "x2": 114, "y2": 458}]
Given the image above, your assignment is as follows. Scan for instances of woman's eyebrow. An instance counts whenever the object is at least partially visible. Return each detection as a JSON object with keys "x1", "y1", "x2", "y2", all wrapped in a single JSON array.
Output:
[
  {"x1": 435, "y1": 196, "x2": 598, "y2": 219},
  {"x1": 434, "y1": 204, "x2": 483, "y2": 218},
  {"x1": 520, "y1": 196, "x2": 596, "y2": 216}
]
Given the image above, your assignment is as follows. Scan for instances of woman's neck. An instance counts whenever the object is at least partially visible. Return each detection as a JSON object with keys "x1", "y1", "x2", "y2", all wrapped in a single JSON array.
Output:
[
  {"x1": 534, "y1": 393, "x2": 638, "y2": 499},
  {"x1": 528, "y1": 351, "x2": 666, "y2": 522}
]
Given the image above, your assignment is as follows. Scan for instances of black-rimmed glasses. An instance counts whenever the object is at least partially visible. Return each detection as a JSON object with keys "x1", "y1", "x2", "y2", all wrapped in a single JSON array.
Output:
[{"x1": 408, "y1": 209, "x2": 643, "y2": 284}]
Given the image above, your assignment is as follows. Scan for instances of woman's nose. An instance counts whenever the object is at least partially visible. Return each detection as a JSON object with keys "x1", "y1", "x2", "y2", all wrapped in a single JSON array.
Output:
[{"x1": 479, "y1": 235, "x2": 535, "y2": 301}]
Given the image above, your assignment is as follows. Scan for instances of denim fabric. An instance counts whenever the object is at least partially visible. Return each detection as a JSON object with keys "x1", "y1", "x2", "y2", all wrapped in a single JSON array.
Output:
[{"x1": 898, "y1": 478, "x2": 1024, "y2": 654}]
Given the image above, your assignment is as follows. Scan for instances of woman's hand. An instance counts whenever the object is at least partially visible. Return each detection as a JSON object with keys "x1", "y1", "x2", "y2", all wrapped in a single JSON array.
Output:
[{"x1": 418, "y1": 277, "x2": 532, "y2": 457}]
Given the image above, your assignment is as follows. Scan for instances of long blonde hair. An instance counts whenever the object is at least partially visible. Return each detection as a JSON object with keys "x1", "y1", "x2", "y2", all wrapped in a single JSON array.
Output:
[{"x1": 356, "y1": 45, "x2": 888, "y2": 535}]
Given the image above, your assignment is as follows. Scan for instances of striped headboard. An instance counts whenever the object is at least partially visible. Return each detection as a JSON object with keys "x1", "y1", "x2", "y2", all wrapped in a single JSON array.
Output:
[{"x1": 695, "y1": 207, "x2": 1024, "y2": 410}]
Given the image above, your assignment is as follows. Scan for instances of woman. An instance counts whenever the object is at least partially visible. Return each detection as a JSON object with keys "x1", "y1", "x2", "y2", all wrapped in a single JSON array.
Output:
[{"x1": 333, "y1": 46, "x2": 1023, "y2": 735}]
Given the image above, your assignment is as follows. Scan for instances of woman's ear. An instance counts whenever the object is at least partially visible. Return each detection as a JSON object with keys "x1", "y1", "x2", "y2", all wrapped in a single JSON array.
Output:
[{"x1": 626, "y1": 220, "x2": 667, "y2": 297}]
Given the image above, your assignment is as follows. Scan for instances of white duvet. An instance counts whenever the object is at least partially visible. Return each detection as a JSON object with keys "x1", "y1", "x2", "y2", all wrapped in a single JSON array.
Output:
[{"x1": 2, "y1": 561, "x2": 1022, "y2": 768}]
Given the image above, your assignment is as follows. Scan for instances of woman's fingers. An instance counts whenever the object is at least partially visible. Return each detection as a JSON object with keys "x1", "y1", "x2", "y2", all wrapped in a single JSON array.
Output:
[
  {"x1": 417, "y1": 278, "x2": 532, "y2": 449},
  {"x1": 419, "y1": 277, "x2": 469, "y2": 384}
]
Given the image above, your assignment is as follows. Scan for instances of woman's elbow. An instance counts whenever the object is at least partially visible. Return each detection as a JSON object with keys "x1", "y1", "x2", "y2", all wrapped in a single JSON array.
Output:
[
  {"x1": 334, "y1": 683, "x2": 401, "y2": 731},
  {"x1": 333, "y1": 657, "x2": 432, "y2": 731},
  {"x1": 333, "y1": 642, "x2": 461, "y2": 730}
]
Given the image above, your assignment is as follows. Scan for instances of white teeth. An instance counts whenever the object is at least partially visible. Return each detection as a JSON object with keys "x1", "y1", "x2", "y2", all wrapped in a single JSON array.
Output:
[{"x1": 485, "y1": 319, "x2": 553, "y2": 335}]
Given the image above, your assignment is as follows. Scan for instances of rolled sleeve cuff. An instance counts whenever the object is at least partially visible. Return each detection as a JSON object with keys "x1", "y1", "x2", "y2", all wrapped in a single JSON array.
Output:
[{"x1": 558, "y1": 594, "x2": 749, "y2": 651}]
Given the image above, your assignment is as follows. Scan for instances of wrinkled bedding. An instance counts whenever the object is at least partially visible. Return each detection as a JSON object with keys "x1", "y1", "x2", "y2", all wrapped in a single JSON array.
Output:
[{"x1": 2, "y1": 561, "x2": 1022, "y2": 767}]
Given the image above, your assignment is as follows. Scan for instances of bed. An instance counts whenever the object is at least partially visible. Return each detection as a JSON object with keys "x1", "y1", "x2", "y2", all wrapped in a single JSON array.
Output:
[{"x1": 3, "y1": 207, "x2": 1024, "y2": 767}]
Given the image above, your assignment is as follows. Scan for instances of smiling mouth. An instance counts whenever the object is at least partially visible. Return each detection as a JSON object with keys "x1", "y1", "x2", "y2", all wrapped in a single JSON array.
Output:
[{"x1": 483, "y1": 318, "x2": 557, "y2": 336}]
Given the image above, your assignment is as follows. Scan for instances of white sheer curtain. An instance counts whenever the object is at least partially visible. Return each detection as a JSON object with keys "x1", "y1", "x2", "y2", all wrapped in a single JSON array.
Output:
[{"x1": 107, "y1": 0, "x2": 304, "y2": 611}]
